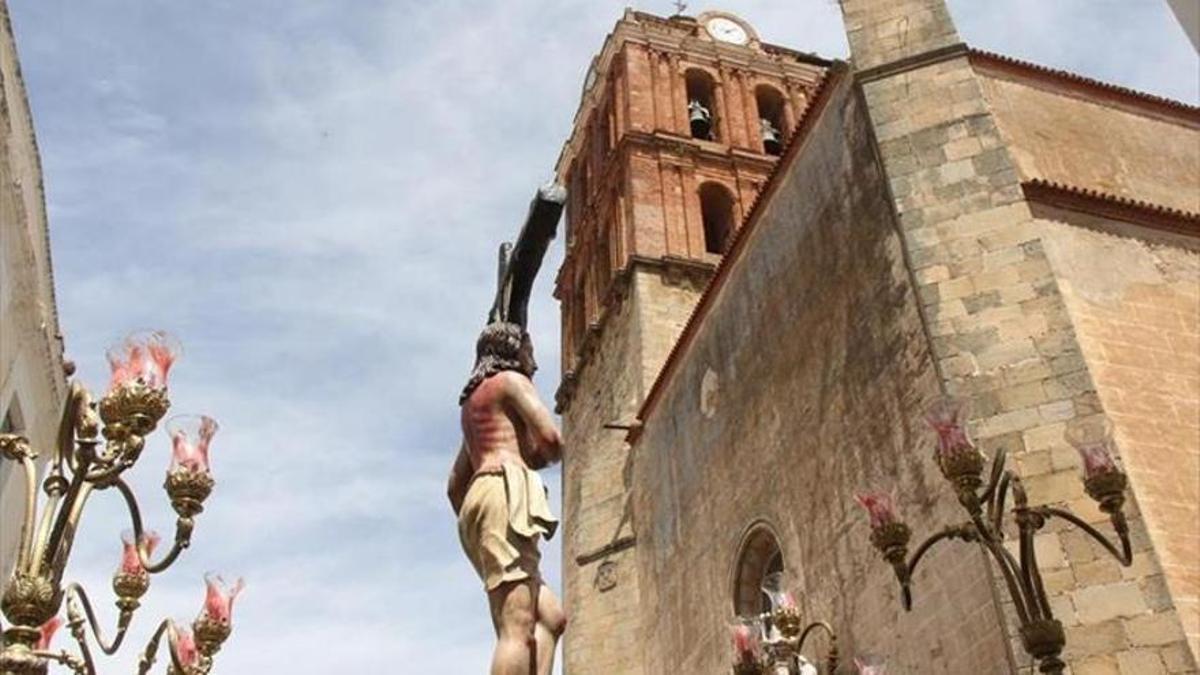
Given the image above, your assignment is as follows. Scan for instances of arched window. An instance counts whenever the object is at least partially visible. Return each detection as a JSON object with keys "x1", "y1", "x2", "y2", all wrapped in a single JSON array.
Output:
[
  {"x1": 733, "y1": 523, "x2": 784, "y2": 616},
  {"x1": 699, "y1": 182, "x2": 735, "y2": 254},
  {"x1": 685, "y1": 69, "x2": 718, "y2": 141},
  {"x1": 755, "y1": 85, "x2": 787, "y2": 156}
]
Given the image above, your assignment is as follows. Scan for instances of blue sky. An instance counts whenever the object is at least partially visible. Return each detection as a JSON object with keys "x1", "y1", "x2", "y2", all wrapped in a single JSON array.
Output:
[{"x1": 5, "y1": 1, "x2": 1195, "y2": 672}]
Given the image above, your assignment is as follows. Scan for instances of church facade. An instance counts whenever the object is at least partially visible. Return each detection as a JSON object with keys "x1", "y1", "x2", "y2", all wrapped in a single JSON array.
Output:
[
  {"x1": 553, "y1": 2, "x2": 1198, "y2": 673},
  {"x1": 0, "y1": 0, "x2": 67, "y2": 582}
]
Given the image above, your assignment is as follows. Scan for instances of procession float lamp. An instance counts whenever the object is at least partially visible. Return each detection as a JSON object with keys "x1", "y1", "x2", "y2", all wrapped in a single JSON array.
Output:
[
  {"x1": 729, "y1": 572, "x2": 842, "y2": 675},
  {"x1": 858, "y1": 395, "x2": 1132, "y2": 675},
  {"x1": 0, "y1": 331, "x2": 242, "y2": 675}
]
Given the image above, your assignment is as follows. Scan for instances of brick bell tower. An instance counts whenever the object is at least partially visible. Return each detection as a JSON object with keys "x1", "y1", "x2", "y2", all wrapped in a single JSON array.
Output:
[{"x1": 552, "y1": 9, "x2": 825, "y2": 673}]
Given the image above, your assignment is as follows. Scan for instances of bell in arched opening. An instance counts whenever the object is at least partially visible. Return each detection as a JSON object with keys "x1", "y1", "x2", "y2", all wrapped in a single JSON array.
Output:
[
  {"x1": 689, "y1": 98, "x2": 713, "y2": 140},
  {"x1": 760, "y1": 117, "x2": 783, "y2": 156}
]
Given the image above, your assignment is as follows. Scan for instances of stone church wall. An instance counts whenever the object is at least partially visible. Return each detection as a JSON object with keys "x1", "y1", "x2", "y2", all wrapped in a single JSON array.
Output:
[
  {"x1": 978, "y1": 69, "x2": 1200, "y2": 214},
  {"x1": 0, "y1": 0, "x2": 66, "y2": 582},
  {"x1": 1037, "y1": 208, "x2": 1200, "y2": 665},
  {"x1": 630, "y1": 77, "x2": 1012, "y2": 673}
]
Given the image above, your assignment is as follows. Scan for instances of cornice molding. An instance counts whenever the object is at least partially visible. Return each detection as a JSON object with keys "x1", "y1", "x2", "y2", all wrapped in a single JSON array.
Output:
[
  {"x1": 968, "y1": 48, "x2": 1200, "y2": 127},
  {"x1": 1021, "y1": 179, "x2": 1200, "y2": 239}
]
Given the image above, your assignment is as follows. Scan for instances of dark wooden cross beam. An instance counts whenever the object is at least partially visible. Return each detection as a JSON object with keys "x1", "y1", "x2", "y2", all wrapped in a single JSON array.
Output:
[{"x1": 489, "y1": 183, "x2": 567, "y2": 328}]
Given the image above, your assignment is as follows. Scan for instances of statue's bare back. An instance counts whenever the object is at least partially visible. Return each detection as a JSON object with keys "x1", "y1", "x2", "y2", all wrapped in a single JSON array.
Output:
[{"x1": 461, "y1": 371, "x2": 536, "y2": 475}]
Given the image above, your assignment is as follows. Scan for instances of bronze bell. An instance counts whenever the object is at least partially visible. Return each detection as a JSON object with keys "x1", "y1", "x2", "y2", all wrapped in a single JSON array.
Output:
[
  {"x1": 760, "y1": 118, "x2": 782, "y2": 156},
  {"x1": 688, "y1": 99, "x2": 713, "y2": 140}
]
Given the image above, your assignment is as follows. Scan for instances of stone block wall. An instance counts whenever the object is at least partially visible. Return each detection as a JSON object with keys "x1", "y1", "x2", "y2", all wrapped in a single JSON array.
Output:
[
  {"x1": 843, "y1": 0, "x2": 1198, "y2": 672},
  {"x1": 1037, "y1": 208, "x2": 1200, "y2": 669},
  {"x1": 560, "y1": 263, "x2": 707, "y2": 675},
  {"x1": 630, "y1": 75, "x2": 1013, "y2": 673}
]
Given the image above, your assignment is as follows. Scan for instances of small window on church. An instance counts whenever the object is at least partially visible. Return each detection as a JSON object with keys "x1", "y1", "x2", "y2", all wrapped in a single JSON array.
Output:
[
  {"x1": 755, "y1": 85, "x2": 786, "y2": 156},
  {"x1": 699, "y1": 182, "x2": 735, "y2": 254},
  {"x1": 733, "y1": 523, "x2": 784, "y2": 616},
  {"x1": 685, "y1": 69, "x2": 717, "y2": 141}
]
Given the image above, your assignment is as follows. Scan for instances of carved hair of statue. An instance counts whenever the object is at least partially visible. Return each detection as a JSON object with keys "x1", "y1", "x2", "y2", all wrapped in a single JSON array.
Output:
[{"x1": 459, "y1": 322, "x2": 536, "y2": 404}]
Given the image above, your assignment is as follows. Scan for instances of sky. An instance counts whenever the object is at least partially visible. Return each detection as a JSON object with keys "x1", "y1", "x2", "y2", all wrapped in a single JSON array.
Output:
[{"x1": 4, "y1": 1, "x2": 1196, "y2": 673}]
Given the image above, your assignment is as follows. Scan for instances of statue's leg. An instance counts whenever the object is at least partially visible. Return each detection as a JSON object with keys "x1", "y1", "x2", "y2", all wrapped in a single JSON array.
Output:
[
  {"x1": 487, "y1": 580, "x2": 536, "y2": 675},
  {"x1": 533, "y1": 582, "x2": 566, "y2": 675}
]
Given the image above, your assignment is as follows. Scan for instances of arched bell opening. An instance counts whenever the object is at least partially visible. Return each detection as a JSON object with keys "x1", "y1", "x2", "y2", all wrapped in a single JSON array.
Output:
[
  {"x1": 699, "y1": 182, "x2": 736, "y2": 255},
  {"x1": 755, "y1": 85, "x2": 787, "y2": 156},
  {"x1": 685, "y1": 69, "x2": 718, "y2": 141}
]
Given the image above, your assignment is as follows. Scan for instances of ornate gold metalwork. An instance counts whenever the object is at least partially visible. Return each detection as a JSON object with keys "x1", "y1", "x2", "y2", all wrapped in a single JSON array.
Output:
[
  {"x1": 0, "y1": 379, "x2": 232, "y2": 675},
  {"x1": 1, "y1": 575, "x2": 58, "y2": 629},
  {"x1": 164, "y1": 469, "x2": 215, "y2": 518},
  {"x1": 191, "y1": 617, "x2": 230, "y2": 657},
  {"x1": 868, "y1": 445, "x2": 1133, "y2": 675}
]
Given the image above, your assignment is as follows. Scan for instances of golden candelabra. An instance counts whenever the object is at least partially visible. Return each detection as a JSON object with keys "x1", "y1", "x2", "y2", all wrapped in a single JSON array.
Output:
[
  {"x1": 0, "y1": 331, "x2": 240, "y2": 675},
  {"x1": 859, "y1": 397, "x2": 1131, "y2": 675},
  {"x1": 729, "y1": 573, "x2": 839, "y2": 675}
]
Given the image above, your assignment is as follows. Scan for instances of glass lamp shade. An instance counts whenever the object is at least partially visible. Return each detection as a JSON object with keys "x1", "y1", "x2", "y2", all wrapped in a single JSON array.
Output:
[
  {"x1": 106, "y1": 330, "x2": 182, "y2": 392},
  {"x1": 169, "y1": 619, "x2": 199, "y2": 667},
  {"x1": 729, "y1": 616, "x2": 764, "y2": 664},
  {"x1": 1065, "y1": 417, "x2": 1119, "y2": 479},
  {"x1": 166, "y1": 415, "x2": 219, "y2": 474},
  {"x1": 856, "y1": 491, "x2": 900, "y2": 530},
  {"x1": 924, "y1": 395, "x2": 974, "y2": 458},
  {"x1": 118, "y1": 529, "x2": 160, "y2": 575},
  {"x1": 760, "y1": 572, "x2": 798, "y2": 611}
]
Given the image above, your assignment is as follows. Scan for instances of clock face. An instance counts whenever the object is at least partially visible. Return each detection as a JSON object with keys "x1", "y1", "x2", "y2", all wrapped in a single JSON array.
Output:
[{"x1": 706, "y1": 17, "x2": 748, "y2": 45}]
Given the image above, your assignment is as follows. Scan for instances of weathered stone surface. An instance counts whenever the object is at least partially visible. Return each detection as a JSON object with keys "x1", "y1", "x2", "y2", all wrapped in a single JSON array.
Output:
[
  {"x1": 0, "y1": 0, "x2": 69, "y2": 578},
  {"x1": 632, "y1": 74, "x2": 1010, "y2": 674}
]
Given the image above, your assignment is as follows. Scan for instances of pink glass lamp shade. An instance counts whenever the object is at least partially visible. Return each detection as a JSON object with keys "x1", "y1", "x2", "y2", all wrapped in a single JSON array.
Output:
[
  {"x1": 924, "y1": 395, "x2": 974, "y2": 459},
  {"x1": 855, "y1": 491, "x2": 900, "y2": 530},
  {"x1": 167, "y1": 415, "x2": 219, "y2": 475},
  {"x1": 118, "y1": 529, "x2": 161, "y2": 575},
  {"x1": 201, "y1": 573, "x2": 245, "y2": 626},
  {"x1": 170, "y1": 621, "x2": 199, "y2": 668},
  {"x1": 106, "y1": 331, "x2": 182, "y2": 393},
  {"x1": 730, "y1": 617, "x2": 764, "y2": 664},
  {"x1": 1064, "y1": 417, "x2": 1120, "y2": 480}
]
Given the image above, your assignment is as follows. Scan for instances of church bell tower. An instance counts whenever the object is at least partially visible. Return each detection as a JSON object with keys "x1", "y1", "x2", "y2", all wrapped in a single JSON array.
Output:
[{"x1": 552, "y1": 9, "x2": 826, "y2": 673}]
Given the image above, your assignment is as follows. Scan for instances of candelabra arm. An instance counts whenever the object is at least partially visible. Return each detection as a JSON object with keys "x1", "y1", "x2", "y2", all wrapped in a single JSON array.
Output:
[
  {"x1": 36, "y1": 439, "x2": 97, "y2": 576},
  {"x1": 990, "y1": 470, "x2": 1013, "y2": 535},
  {"x1": 907, "y1": 523, "x2": 976, "y2": 575},
  {"x1": 980, "y1": 447, "x2": 1007, "y2": 510},
  {"x1": 13, "y1": 449, "x2": 39, "y2": 575},
  {"x1": 114, "y1": 478, "x2": 193, "y2": 574},
  {"x1": 1039, "y1": 506, "x2": 1132, "y2": 566},
  {"x1": 794, "y1": 621, "x2": 837, "y2": 671},
  {"x1": 1017, "y1": 518, "x2": 1053, "y2": 621},
  {"x1": 895, "y1": 523, "x2": 975, "y2": 611},
  {"x1": 43, "y1": 481, "x2": 97, "y2": 585},
  {"x1": 64, "y1": 583, "x2": 134, "y2": 656},
  {"x1": 136, "y1": 619, "x2": 187, "y2": 675},
  {"x1": 55, "y1": 382, "x2": 92, "y2": 475},
  {"x1": 968, "y1": 507, "x2": 1038, "y2": 625},
  {"x1": 30, "y1": 649, "x2": 88, "y2": 675}
]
